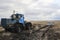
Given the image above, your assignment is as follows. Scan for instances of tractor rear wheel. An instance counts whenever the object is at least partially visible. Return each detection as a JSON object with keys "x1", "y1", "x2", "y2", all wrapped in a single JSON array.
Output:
[
  {"x1": 13, "y1": 23, "x2": 24, "y2": 33},
  {"x1": 6, "y1": 23, "x2": 24, "y2": 33}
]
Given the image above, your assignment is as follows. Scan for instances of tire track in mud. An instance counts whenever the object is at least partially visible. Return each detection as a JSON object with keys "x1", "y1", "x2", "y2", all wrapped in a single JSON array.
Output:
[{"x1": 0, "y1": 25, "x2": 60, "y2": 40}]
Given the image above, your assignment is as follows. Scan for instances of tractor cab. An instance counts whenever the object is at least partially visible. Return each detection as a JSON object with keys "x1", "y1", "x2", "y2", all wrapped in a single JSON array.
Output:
[
  {"x1": 11, "y1": 13, "x2": 24, "y2": 24},
  {"x1": 11, "y1": 13, "x2": 24, "y2": 20}
]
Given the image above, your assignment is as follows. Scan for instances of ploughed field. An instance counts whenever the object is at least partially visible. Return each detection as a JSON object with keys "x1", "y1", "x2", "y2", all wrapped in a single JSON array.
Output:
[{"x1": 0, "y1": 21, "x2": 60, "y2": 40}]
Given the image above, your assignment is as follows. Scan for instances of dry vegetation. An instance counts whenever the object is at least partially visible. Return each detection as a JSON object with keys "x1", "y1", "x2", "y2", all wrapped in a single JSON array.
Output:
[{"x1": 32, "y1": 21, "x2": 60, "y2": 28}]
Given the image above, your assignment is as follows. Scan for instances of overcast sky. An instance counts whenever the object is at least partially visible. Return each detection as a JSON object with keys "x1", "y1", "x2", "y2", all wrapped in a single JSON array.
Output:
[{"x1": 0, "y1": 0, "x2": 60, "y2": 21}]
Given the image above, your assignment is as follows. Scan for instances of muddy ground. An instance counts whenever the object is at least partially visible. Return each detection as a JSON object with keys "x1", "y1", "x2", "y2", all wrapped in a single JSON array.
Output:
[
  {"x1": 0, "y1": 24, "x2": 60, "y2": 40},
  {"x1": 0, "y1": 29, "x2": 60, "y2": 40}
]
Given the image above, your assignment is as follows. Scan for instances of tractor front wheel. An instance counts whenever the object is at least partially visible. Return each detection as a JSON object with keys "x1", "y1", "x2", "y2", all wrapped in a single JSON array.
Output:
[{"x1": 25, "y1": 22, "x2": 32, "y2": 30}]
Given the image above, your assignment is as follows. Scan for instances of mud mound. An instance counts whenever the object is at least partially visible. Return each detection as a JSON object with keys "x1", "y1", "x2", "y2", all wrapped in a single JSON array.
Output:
[
  {"x1": 0, "y1": 24, "x2": 60, "y2": 40},
  {"x1": 0, "y1": 28, "x2": 60, "y2": 40}
]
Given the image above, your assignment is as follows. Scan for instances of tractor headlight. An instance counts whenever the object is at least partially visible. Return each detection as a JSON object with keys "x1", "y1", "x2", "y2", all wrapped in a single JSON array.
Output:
[
  {"x1": 13, "y1": 15, "x2": 16, "y2": 19},
  {"x1": 18, "y1": 16, "x2": 21, "y2": 18}
]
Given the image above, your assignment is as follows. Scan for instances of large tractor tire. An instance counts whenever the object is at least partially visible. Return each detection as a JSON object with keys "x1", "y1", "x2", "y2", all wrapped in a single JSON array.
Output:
[
  {"x1": 5, "y1": 23, "x2": 24, "y2": 33},
  {"x1": 12, "y1": 23, "x2": 24, "y2": 33},
  {"x1": 25, "y1": 22, "x2": 32, "y2": 30}
]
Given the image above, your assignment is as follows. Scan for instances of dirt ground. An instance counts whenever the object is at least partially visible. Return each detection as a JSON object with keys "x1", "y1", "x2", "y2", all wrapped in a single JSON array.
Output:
[
  {"x1": 0, "y1": 27, "x2": 60, "y2": 40},
  {"x1": 0, "y1": 21, "x2": 60, "y2": 40}
]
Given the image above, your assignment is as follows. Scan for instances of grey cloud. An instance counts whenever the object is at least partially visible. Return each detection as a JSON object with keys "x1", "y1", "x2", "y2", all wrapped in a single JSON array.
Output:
[
  {"x1": 0, "y1": 0, "x2": 60, "y2": 21},
  {"x1": 0, "y1": 0, "x2": 15, "y2": 19}
]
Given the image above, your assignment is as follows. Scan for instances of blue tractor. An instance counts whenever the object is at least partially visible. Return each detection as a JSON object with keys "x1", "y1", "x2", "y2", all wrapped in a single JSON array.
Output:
[{"x1": 1, "y1": 13, "x2": 32, "y2": 33}]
